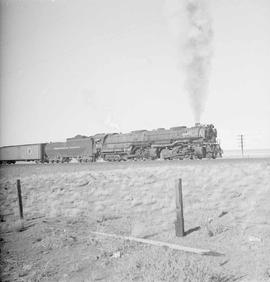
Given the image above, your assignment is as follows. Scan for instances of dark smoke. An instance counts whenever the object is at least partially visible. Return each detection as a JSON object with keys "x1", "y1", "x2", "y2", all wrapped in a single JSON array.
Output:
[{"x1": 184, "y1": 0, "x2": 213, "y2": 123}]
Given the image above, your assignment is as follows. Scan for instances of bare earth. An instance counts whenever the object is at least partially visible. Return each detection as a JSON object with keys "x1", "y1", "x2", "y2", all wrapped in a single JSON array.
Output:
[{"x1": 0, "y1": 158, "x2": 270, "y2": 282}]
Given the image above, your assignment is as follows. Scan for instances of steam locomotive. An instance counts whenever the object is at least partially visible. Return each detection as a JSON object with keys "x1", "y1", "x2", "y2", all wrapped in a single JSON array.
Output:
[{"x1": 0, "y1": 124, "x2": 222, "y2": 164}]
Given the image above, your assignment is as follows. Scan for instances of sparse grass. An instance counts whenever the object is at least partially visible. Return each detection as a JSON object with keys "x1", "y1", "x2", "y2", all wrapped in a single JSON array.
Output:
[
  {"x1": 0, "y1": 159, "x2": 269, "y2": 281},
  {"x1": 183, "y1": 260, "x2": 238, "y2": 282},
  {"x1": 122, "y1": 247, "x2": 238, "y2": 282},
  {"x1": 202, "y1": 220, "x2": 230, "y2": 237}
]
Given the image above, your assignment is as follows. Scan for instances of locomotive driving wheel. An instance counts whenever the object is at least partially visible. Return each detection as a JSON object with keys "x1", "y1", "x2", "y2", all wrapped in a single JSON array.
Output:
[
  {"x1": 160, "y1": 148, "x2": 172, "y2": 160},
  {"x1": 206, "y1": 152, "x2": 213, "y2": 159},
  {"x1": 134, "y1": 147, "x2": 150, "y2": 160}
]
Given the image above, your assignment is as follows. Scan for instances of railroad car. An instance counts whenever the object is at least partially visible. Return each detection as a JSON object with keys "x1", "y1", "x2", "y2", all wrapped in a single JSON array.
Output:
[
  {"x1": 0, "y1": 143, "x2": 47, "y2": 164},
  {"x1": 45, "y1": 135, "x2": 96, "y2": 163}
]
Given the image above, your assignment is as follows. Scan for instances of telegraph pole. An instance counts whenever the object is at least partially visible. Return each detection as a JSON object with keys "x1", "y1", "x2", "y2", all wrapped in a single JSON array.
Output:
[{"x1": 239, "y1": 134, "x2": 244, "y2": 157}]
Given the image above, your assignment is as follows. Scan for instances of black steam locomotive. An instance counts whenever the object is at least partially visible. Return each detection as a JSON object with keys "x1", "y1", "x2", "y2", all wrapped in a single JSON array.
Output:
[{"x1": 0, "y1": 124, "x2": 222, "y2": 164}]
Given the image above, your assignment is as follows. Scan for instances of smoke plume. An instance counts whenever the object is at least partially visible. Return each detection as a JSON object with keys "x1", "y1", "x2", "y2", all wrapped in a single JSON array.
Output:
[
  {"x1": 165, "y1": 0, "x2": 213, "y2": 123},
  {"x1": 184, "y1": 0, "x2": 213, "y2": 123}
]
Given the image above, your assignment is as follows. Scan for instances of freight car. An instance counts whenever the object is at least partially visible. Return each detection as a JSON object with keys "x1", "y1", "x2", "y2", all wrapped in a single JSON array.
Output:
[{"x1": 0, "y1": 143, "x2": 47, "y2": 164}]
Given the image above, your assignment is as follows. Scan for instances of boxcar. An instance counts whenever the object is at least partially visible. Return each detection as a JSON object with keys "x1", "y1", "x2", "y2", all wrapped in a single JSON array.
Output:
[{"x1": 0, "y1": 143, "x2": 47, "y2": 164}]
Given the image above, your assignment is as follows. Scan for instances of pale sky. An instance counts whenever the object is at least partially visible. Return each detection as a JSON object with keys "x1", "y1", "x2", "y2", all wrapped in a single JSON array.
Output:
[{"x1": 0, "y1": 0, "x2": 270, "y2": 150}]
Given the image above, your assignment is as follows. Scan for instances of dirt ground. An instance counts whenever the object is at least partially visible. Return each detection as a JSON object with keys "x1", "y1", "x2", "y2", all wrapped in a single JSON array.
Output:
[{"x1": 0, "y1": 158, "x2": 270, "y2": 282}]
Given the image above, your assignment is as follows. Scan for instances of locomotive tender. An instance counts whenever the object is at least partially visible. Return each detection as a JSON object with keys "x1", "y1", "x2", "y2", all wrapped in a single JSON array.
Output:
[
  {"x1": 45, "y1": 135, "x2": 96, "y2": 163},
  {"x1": 0, "y1": 124, "x2": 222, "y2": 164}
]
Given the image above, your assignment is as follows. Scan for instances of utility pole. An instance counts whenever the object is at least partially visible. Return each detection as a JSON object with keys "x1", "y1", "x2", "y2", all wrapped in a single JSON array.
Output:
[{"x1": 239, "y1": 134, "x2": 244, "y2": 157}]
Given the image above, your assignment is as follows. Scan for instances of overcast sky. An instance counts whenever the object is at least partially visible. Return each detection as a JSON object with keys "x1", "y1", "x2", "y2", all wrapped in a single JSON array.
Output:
[{"x1": 0, "y1": 0, "x2": 270, "y2": 150}]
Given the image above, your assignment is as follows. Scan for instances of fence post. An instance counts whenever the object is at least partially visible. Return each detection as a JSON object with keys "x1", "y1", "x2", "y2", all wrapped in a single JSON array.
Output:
[
  {"x1": 17, "y1": 179, "x2": 23, "y2": 219},
  {"x1": 175, "y1": 178, "x2": 184, "y2": 237}
]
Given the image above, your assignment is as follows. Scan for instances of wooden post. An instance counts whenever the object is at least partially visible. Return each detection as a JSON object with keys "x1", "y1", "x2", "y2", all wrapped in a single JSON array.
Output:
[
  {"x1": 175, "y1": 178, "x2": 184, "y2": 237},
  {"x1": 16, "y1": 179, "x2": 23, "y2": 219},
  {"x1": 91, "y1": 231, "x2": 225, "y2": 256}
]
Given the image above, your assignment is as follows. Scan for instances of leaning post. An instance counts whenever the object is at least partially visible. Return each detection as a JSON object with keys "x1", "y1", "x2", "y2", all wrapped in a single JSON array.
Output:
[
  {"x1": 16, "y1": 179, "x2": 24, "y2": 219},
  {"x1": 175, "y1": 178, "x2": 185, "y2": 237}
]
